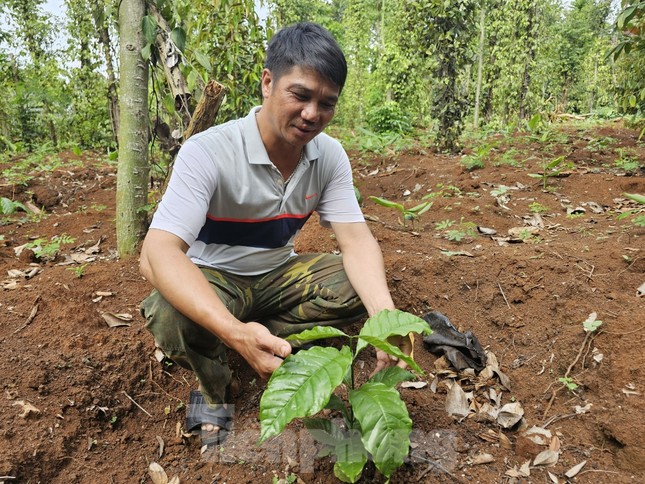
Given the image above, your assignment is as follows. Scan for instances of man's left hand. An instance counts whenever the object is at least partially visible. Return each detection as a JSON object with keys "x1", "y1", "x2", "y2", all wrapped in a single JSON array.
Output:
[{"x1": 372, "y1": 333, "x2": 414, "y2": 376}]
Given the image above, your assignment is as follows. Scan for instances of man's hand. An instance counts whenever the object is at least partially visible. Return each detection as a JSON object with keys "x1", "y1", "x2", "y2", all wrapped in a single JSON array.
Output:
[
  {"x1": 234, "y1": 322, "x2": 292, "y2": 379},
  {"x1": 371, "y1": 333, "x2": 414, "y2": 377}
]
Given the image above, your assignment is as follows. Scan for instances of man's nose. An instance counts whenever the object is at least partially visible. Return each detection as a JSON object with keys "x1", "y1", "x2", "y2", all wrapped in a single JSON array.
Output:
[{"x1": 301, "y1": 103, "x2": 320, "y2": 123}]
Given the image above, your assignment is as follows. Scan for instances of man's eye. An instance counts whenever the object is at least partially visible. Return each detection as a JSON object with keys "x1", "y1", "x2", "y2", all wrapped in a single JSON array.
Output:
[{"x1": 293, "y1": 93, "x2": 308, "y2": 101}]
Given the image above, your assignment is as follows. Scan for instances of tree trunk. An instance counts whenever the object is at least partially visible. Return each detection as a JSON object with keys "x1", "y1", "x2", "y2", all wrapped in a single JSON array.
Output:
[
  {"x1": 116, "y1": 0, "x2": 149, "y2": 257},
  {"x1": 90, "y1": 0, "x2": 120, "y2": 144},
  {"x1": 473, "y1": 6, "x2": 486, "y2": 129}
]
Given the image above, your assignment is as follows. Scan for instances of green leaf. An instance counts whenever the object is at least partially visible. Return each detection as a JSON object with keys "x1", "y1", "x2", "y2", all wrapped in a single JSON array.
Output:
[
  {"x1": 333, "y1": 430, "x2": 368, "y2": 483},
  {"x1": 170, "y1": 27, "x2": 186, "y2": 53},
  {"x1": 369, "y1": 196, "x2": 404, "y2": 212},
  {"x1": 141, "y1": 43, "x2": 151, "y2": 62},
  {"x1": 304, "y1": 417, "x2": 344, "y2": 448},
  {"x1": 624, "y1": 193, "x2": 645, "y2": 205},
  {"x1": 356, "y1": 309, "x2": 430, "y2": 355},
  {"x1": 369, "y1": 366, "x2": 416, "y2": 386},
  {"x1": 141, "y1": 15, "x2": 158, "y2": 44},
  {"x1": 617, "y1": 5, "x2": 638, "y2": 30},
  {"x1": 349, "y1": 382, "x2": 412, "y2": 479},
  {"x1": 629, "y1": 95, "x2": 637, "y2": 108},
  {"x1": 527, "y1": 113, "x2": 541, "y2": 131},
  {"x1": 193, "y1": 50, "x2": 212, "y2": 71},
  {"x1": 285, "y1": 326, "x2": 349, "y2": 344},
  {"x1": 359, "y1": 335, "x2": 424, "y2": 375},
  {"x1": 259, "y1": 346, "x2": 352, "y2": 443},
  {"x1": 583, "y1": 313, "x2": 603, "y2": 333},
  {"x1": 546, "y1": 156, "x2": 565, "y2": 169},
  {"x1": 325, "y1": 393, "x2": 350, "y2": 422}
]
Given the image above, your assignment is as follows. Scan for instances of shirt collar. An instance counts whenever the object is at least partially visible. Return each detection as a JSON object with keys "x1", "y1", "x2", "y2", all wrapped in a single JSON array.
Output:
[{"x1": 243, "y1": 106, "x2": 320, "y2": 165}]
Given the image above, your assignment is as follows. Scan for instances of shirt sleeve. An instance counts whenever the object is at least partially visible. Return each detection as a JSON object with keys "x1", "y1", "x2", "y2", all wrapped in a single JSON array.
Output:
[
  {"x1": 149, "y1": 139, "x2": 218, "y2": 246},
  {"x1": 315, "y1": 135, "x2": 365, "y2": 227}
]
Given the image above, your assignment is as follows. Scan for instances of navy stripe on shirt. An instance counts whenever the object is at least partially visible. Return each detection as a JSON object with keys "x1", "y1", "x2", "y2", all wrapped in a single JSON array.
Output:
[{"x1": 196, "y1": 213, "x2": 313, "y2": 249}]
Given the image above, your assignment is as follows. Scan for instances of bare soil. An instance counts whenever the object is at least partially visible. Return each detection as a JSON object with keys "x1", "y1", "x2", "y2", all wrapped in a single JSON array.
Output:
[{"x1": 1, "y1": 121, "x2": 644, "y2": 483}]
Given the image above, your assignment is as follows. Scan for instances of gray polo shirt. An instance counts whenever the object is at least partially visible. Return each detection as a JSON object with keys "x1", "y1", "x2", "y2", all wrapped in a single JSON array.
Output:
[{"x1": 151, "y1": 107, "x2": 364, "y2": 276}]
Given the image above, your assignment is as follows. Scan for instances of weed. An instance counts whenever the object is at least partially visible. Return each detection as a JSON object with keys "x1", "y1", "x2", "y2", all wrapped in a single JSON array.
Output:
[
  {"x1": 528, "y1": 156, "x2": 573, "y2": 190},
  {"x1": 67, "y1": 264, "x2": 88, "y2": 279},
  {"x1": 369, "y1": 196, "x2": 432, "y2": 228},
  {"x1": 558, "y1": 377, "x2": 579, "y2": 392},
  {"x1": 434, "y1": 219, "x2": 455, "y2": 230},
  {"x1": 436, "y1": 217, "x2": 477, "y2": 242},
  {"x1": 494, "y1": 148, "x2": 523, "y2": 167},
  {"x1": 259, "y1": 309, "x2": 431, "y2": 483},
  {"x1": 461, "y1": 142, "x2": 494, "y2": 171},
  {"x1": 461, "y1": 156, "x2": 485, "y2": 171},
  {"x1": 529, "y1": 202, "x2": 549, "y2": 213},
  {"x1": 614, "y1": 148, "x2": 640, "y2": 172},
  {"x1": 356, "y1": 127, "x2": 413, "y2": 155},
  {"x1": 618, "y1": 193, "x2": 645, "y2": 227},
  {"x1": 587, "y1": 136, "x2": 615, "y2": 152},
  {"x1": 0, "y1": 197, "x2": 27, "y2": 215},
  {"x1": 25, "y1": 234, "x2": 76, "y2": 260}
]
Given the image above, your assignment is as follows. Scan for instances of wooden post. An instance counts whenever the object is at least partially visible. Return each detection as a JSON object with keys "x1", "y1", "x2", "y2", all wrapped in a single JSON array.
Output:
[{"x1": 183, "y1": 81, "x2": 226, "y2": 140}]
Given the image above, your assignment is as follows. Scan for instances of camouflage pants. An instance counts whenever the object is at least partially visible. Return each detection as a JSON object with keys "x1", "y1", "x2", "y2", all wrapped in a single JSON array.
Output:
[{"x1": 140, "y1": 253, "x2": 366, "y2": 405}]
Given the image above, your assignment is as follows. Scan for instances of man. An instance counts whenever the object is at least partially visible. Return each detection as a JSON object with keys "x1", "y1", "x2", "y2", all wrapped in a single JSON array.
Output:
[{"x1": 139, "y1": 22, "x2": 410, "y2": 447}]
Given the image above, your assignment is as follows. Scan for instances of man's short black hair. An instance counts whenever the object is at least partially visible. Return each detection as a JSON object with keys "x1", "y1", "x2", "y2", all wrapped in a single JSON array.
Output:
[{"x1": 265, "y1": 22, "x2": 347, "y2": 93}]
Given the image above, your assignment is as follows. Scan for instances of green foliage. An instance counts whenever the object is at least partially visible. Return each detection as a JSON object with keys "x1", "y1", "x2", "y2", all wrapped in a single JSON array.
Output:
[
  {"x1": 369, "y1": 196, "x2": 432, "y2": 228},
  {"x1": 558, "y1": 376, "x2": 579, "y2": 392},
  {"x1": 365, "y1": 101, "x2": 412, "y2": 134},
  {"x1": 435, "y1": 217, "x2": 477, "y2": 242},
  {"x1": 619, "y1": 192, "x2": 645, "y2": 227},
  {"x1": 259, "y1": 309, "x2": 431, "y2": 482},
  {"x1": 405, "y1": 0, "x2": 476, "y2": 151},
  {"x1": 528, "y1": 155, "x2": 572, "y2": 190},
  {"x1": 0, "y1": 197, "x2": 27, "y2": 215},
  {"x1": 529, "y1": 202, "x2": 549, "y2": 213},
  {"x1": 461, "y1": 142, "x2": 495, "y2": 171},
  {"x1": 67, "y1": 263, "x2": 88, "y2": 278},
  {"x1": 25, "y1": 234, "x2": 75, "y2": 260},
  {"x1": 614, "y1": 148, "x2": 640, "y2": 172}
]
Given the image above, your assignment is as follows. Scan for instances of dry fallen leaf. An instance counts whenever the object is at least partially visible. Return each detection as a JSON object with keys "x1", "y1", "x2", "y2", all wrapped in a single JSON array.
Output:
[
  {"x1": 101, "y1": 312, "x2": 133, "y2": 328},
  {"x1": 565, "y1": 460, "x2": 587, "y2": 478},
  {"x1": 497, "y1": 402, "x2": 524, "y2": 429},
  {"x1": 519, "y1": 460, "x2": 531, "y2": 476},
  {"x1": 549, "y1": 435, "x2": 561, "y2": 452},
  {"x1": 575, "y1": 403, "x2": 592, "y2": 414},
  {"x1": 445, "y1": 381, "x2": 470, "y2": 417},
  {"x1": 156, "y1": 435, "x2": 165, "y2": 458},
  {"x1": 547, "y1": 471, "x2": 559, "y2": 483},
  {"x1": 533, "y1": 449, "x2": 559, "y2": 467},
  {"x1": 471, "y1": 453, "x2": 495, "y2": 465},
  {"x1": 13, "y1": 400, "x2": 41, "y2": 418},
  {"x1": 148, "y1": 462, "x2": 169, "y2": 484},
  {"x1": 523, "y1": 425, "x2": 552, "y2": 445},
  {"x1": 401, "y1": 381, "x2": 428, "y2": 389},
  {"x1": 499, "y1": 431, "x2": 512, "y2": 449}
]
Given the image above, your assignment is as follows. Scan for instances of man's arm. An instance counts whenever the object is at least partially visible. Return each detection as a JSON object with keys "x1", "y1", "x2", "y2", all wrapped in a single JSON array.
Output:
[
  {"x1": 139, "y1": 229, "x2": 291, "y2": 378},
  {"x1": 330, "y1": 221, "x2": 411, "y2": 373},
  {"x1": 330, "y1": 221, "x2": 395, "y2": 315}
]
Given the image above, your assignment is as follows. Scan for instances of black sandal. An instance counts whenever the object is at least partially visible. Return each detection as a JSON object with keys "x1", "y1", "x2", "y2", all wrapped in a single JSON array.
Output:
[{"x1": 186, "y1": 390, "x2": 232, "y2": 446}]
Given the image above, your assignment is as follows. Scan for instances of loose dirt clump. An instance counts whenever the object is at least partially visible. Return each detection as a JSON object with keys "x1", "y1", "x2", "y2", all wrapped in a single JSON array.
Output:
[{"x1": 0, "y1": 122, "x2": 644, "y2": 483}]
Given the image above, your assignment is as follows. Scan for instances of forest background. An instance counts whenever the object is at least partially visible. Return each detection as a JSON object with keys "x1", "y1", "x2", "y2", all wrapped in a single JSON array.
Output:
[{"x1": 0, "y1": 0, "x2": 644, "y2": 250}]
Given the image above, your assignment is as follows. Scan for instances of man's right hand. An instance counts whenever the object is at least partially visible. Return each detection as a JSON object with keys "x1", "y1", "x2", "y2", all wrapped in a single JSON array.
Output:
[{"x1": 233, "y1": 322, "x2": 292, "y2": 379}]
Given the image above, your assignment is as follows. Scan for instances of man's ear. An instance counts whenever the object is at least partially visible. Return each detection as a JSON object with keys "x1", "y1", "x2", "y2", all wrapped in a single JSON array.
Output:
[{"x1": 260, "y1": 68, "x2": 273, "y2": 99}]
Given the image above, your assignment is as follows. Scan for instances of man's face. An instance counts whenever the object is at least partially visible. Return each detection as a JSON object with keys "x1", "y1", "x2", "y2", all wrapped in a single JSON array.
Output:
[{"x1": 259, "y1": 65, "x2": 340, "y2": 151}]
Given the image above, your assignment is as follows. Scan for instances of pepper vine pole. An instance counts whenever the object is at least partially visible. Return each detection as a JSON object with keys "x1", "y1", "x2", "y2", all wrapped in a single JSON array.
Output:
[{"x1": 116, "y1": 0, "x2": 150, "y2": 257}]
